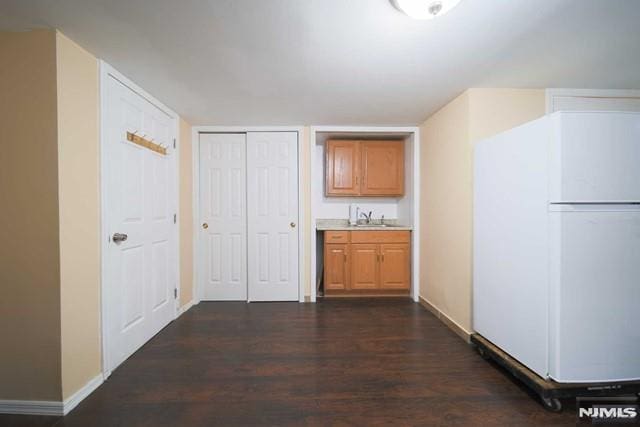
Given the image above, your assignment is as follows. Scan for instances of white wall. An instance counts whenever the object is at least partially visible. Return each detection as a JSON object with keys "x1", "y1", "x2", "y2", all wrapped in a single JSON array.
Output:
[{"x1": 397, "y1": 134, "x2": 415, "y2": 226}]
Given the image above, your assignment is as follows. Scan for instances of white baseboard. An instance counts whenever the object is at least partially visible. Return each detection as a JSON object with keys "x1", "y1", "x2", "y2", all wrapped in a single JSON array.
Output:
[
  {"x1": 0, "y1": 400, "x2": 63, "y2": 416},
  {"x1": 62, "y1": 374, "x2": 103, "y2": 415},
  {"x1": 177, "y1": 299, "x2": 195, "y2": 317},
  {"x1": 0, "y1": 374, "x2": 103, "y2": 416}
]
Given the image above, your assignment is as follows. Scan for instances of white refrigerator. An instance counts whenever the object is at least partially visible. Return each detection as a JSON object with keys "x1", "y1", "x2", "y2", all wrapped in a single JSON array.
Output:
[{"x1": 474, "y1": 111, "x2": 640, "y2": 383}]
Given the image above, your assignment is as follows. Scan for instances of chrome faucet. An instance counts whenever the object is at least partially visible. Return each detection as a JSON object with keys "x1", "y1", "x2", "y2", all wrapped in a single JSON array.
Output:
[{"x1": 360, "y1": 211, "x2": 373, "y2": 224}]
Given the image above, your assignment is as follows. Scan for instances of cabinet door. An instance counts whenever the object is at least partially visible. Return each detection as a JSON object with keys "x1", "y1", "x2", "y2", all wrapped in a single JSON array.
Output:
[
  {"x1": 324, "y1": 244, "x2": 349, "y2": 291},
  {"x1": 326, "y1": 140, "x2": 360, "y2": 196},
  {"x1": 350, "y1": 244, "x2": 379, "y2": 290},
  {"x1": 361, "y1": 141, "x2": 404, "y2": 196},
  {"x1": 379, "y1": 244, "x2": 410, "y2": 290}
]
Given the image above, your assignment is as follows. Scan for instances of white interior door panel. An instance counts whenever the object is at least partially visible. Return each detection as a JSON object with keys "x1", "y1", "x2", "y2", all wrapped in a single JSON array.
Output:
[
  {"x1": 247, "y1": 132, "x2": 299, "y2": 301},
  {"x1": 198, "y1": 133, "x2": 247, "y2": 301},
  {"x1": 104, "y1": 73, "x2": 177, "y2": 372}
]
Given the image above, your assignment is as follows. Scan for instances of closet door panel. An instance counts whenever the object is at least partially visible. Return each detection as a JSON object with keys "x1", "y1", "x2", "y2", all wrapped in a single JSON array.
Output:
[
  {"x1": 247, "y1": 132, "x2": 299, "y2": 301},
  {"x1": 199, "y1": 133, "x2": 247, "y2": 300}
]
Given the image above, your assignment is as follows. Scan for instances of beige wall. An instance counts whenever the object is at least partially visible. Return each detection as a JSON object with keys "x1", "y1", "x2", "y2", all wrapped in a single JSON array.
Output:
[
  {"x1": 419, "y1": 89, "x2": 545, "y2": 332},
  {"x1": 468, "y1": 88, "x2": 546, "y2": 142},
  {"x1": 420, "y1": 92, "x2": 472, "y2": 330},
  {"x1": 179, "y1": 118, "x2": 194, "y2": 306},
  {"x1": 56, "y1": 32, "x2": 102, "y2": 400},
  {"x1": 0, "y1": 30, "x2": 62, "y2": 401},
  {"x1": 1, "y1": 29, "x2": 194, "y2": 403}
]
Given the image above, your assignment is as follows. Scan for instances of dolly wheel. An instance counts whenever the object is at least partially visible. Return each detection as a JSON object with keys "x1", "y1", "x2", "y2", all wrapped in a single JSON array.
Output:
[
  {"x1": 542, "y1": 397, "x2": 562, "y2": 413},
  {"x1": 477, "y1": 347, "x2": 490, "y2": 360}
]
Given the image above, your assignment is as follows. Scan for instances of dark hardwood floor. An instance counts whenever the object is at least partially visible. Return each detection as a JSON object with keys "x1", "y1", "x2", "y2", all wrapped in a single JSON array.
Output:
[{"x1": 2, "y1": 299, "x2": 577, "y2": 426}]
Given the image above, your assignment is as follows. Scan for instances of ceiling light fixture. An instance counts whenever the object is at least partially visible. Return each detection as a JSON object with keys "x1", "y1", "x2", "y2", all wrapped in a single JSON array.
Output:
[{"x1": 391, "y1": 0, "x2": 462, "y2": 20}]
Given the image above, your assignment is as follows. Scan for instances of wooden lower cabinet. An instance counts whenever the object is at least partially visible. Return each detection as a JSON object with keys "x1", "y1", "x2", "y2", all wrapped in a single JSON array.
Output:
[
  {"x1": 324, "y1": 244, "x2": 349, "y2": 291},
  {"x1": 379, "y1": 244, "x2": 410, "y2": 290},
  {"x1": 324, "y1": 230, "x2": 410, "y2": 296},
  {"x1": 350, "y1": 244, "x2": 379, "y2": 290}
]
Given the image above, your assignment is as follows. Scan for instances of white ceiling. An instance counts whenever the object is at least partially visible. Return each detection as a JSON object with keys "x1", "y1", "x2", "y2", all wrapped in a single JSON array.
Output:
[{"x1": 2, "y1": 0, "x2": 639, "y2": 125}]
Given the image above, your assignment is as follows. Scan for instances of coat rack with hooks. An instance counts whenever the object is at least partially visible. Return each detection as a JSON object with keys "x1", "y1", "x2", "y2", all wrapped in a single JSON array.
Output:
[{"x1": 126, "y1": 131, "x2": 168, "y2": 155}]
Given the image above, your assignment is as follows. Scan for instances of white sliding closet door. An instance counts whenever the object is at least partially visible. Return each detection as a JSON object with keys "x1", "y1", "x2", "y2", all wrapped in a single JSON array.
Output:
[
  {"x1": 199, "y1": 133, "x2": 247, "y2": 300},
  {"x1": 247, "y1": 132, "x2": 299, "y2": 301}
]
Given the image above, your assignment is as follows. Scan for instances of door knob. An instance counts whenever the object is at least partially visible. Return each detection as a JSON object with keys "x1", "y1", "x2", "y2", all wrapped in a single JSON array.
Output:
[
  {"x1": 202, "y1": 223, "x2": 209, "y2": 229},
  {"x1": 290, "y1": 222, "x2": 296, "y2": 228},
  {"x1": 112, "y1": 233, "x2": 128, "y2": 243}
]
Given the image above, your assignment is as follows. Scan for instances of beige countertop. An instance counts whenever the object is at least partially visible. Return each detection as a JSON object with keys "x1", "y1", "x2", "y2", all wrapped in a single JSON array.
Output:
[{"x1": 316, "y1": 219, "x2": 413, "y2": 231}]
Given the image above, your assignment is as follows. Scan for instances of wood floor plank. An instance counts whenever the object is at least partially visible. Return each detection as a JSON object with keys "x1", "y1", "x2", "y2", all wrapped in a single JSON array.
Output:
[{"x1": 1, "y1": 299, "x2": 576, "y2": 426}]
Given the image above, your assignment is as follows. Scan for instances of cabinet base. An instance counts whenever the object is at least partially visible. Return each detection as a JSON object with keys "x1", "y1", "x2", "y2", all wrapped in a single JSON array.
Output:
[
  {"x1": 323, "y1": 289, "x2": 410, "y2": 297},
  {"x1": 471, "y1": 333, "x2": 640, "y2": 413}
]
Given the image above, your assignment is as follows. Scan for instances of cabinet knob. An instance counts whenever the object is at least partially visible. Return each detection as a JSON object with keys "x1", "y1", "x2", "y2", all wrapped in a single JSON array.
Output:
[
  {"x1": 290, "y1": 222, "x2": 296, "y2": 228},
  {"x1": 202, "y1": 223, "x2": 209, "y2": 229}
]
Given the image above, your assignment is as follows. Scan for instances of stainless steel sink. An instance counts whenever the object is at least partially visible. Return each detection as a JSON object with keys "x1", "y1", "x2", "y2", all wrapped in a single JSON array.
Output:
[{"x1": 355, "y1": 224, "x2": 388, "y2": 227}]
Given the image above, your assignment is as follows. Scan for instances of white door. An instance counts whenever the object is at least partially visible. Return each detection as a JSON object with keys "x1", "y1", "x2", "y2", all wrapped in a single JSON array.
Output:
[
  {"x1": 104, "y1": 73, "x2": 177, "y2": 372},
  {"x1": 549, "y1": 205, "x2": 640, "y2": 382},
  {"x1": 198, "y1": 133, "x2": 247, "y2": 301},
  {"x1": 247, "y1": 132, "x2": 299, "y2": 301}
]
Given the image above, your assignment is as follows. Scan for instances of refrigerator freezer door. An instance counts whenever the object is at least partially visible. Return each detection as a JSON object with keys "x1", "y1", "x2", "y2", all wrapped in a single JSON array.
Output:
[
  {"x1": 550, "y1": 112, "x2": 640, "y2": 203},
  {"x1": 549, "y1": 205, "x2": 640, "y2": 382}
]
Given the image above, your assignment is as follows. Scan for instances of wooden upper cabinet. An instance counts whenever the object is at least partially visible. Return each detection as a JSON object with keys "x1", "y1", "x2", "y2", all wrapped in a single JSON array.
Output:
[
  {"x1": 325, "y1": 140, "x2": 404, "y2": 197},
  {"x1": 361, "y1": 141, "x2": 404, "y2": 196},
  {"x1": 326, "y1": 140, "x2": 360, "y2": 196}
]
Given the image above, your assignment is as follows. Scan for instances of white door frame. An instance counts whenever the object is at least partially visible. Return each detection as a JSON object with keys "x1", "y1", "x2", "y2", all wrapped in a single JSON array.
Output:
[
  {"x1": 309, "y1": 126, "x2": 421, "y2": 303},
  {"x1": 192, "y1": 126, "x2": 306, "y2": 303},
  {"x1": 99, "y1": 61, "x2": 180, "y2": 378}
]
